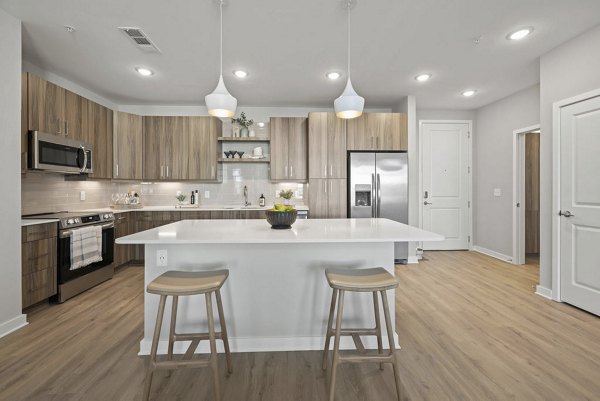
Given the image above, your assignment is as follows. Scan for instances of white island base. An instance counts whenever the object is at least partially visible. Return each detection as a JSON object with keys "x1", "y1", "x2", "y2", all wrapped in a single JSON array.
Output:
[{"x1": 116, "y1": 218, "x2": 443, "y2": 355}]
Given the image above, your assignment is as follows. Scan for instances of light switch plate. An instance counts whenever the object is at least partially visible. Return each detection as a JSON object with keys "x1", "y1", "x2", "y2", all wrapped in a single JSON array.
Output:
[
  {"x1": 80, "y1": 191, "x2": 86, "y2": 201},
  {"x1": 204, "y1": 191, "x2": 210, "y2": 199},
  {"x1": 493, "y1": 188, "x2": 502, "y2": 197}
]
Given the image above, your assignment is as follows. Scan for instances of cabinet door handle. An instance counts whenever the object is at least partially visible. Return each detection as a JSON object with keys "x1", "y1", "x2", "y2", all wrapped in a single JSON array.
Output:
[
  {"x1": 116, "y1": 164, "x2": 119, "y2": 177},
  {"x1": 285, "y1": 165, "x2": 288, "y2": 178},
  {"x1": 65, "y1": 120, "x2": 68, "y2": 136},
  {"x1": 324, "y1": 165, "x2": 328, "y2": 178},
  {"x1": 57, "y1": 118, "x2": 62, "y2": 134},
  {"x1": 290, "y1": 165, "x2": 293, "y2": 177},
  {"x1": 160, "y1": 166, "x2": 164, "y2": 178},
  {"x1": 166, "y1": 165, "x2": 169, "y2": 177},
  {"x1": 330, "y1": 164, "x2": 333, "y2": 177},
  {"x1": 211, "y1": 166, "x2": 215, "y2": 179},
  {"x1": 324, "y1": 180, "x2": 327, "y2": 195}
]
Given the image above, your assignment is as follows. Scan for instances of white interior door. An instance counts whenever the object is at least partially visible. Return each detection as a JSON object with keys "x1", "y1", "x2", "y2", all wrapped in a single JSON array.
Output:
[
  {"x1": 560, "y1": 96, "x2": 600, "y2": 316},
  {"x1": 421, "y1": 122, "x2": 470, "y2": 250}
]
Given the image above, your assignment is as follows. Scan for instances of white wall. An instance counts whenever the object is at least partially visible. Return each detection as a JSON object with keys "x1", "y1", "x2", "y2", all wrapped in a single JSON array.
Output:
[
  {"x1": 417, "y1": 109, "x2": 477, "y2": 122},
  {"x1": 0, "y1": 9, "x2": 27, "y2": 337},
  {"x1": 539, "y1": 25, "x2": 600, "y2": 292},
  {"x1": 472, "y1": 85, "x2": 540, "y2": 258}
]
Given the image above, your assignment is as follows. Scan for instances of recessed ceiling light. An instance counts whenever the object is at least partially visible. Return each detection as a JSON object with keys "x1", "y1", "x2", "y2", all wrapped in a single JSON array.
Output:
[
  {"x1": 415, "y1": 73, "x2": 432, "y2": 82},
  {"x1": 64, "y1": 25, "x2": 76, "y2": 33},
  {"x1": 135, "y1": 67, "x2": 153, "y2": 77},
  {"x1": 462, "y1": 89, "x2": 477, "y2": 97},
  {"x1": 233, "y1": 70, "x2": 248, "y2": 78},
  {"x1": 507, "y1": 27, "x2": 534, "y2": 41},
  {"x1": 326, "y1": 72, "x2": 342, "y2": 80}
]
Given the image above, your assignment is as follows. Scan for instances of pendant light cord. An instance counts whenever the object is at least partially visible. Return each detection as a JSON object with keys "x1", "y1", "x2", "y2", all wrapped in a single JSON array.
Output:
[
  {"x1": 220, "y1": 0, "x2": 223, "y2": 75},
  {"x1": 347, "y1": 0, "x2": 351, "y2": 79}
]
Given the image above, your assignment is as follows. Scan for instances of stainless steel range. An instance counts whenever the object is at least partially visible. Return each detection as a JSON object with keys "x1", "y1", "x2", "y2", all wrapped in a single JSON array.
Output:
[{"x1": 25, "y1": 211, "x2": 115, "y2": 303}]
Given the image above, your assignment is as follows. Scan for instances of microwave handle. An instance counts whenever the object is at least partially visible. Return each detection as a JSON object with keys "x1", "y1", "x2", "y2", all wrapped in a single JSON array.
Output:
[{"x1": 79, "y1": 145, "x2": 88, "y2": 173}]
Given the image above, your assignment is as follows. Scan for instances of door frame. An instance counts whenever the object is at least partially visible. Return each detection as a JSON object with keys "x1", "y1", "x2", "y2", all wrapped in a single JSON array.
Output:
[
  {"x1": 551, "y1": 87, "x2": 600, "y2": 301},
  {"x1": 512, "y1": 124, "x2": 540, "y2": 265},
  {"x1": 418, "y1": 120, "x2": 473, "y2": 251}
]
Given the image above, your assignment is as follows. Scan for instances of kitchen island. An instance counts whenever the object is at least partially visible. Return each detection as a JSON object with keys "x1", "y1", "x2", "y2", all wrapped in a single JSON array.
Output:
[{"x1": 117, "y1": 218, "x2": 443, "y2": 355}]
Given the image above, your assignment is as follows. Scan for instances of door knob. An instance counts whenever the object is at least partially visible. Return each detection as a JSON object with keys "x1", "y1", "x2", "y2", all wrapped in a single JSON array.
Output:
[
  {"x1": 559, "y1": 210, "x2": 574, "y2": 217},
  {"x1": 424, "y1": 201, "x2": 433, "y2": 205}
]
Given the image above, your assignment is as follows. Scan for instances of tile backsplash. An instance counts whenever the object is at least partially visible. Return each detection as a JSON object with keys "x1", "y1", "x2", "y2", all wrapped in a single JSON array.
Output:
[{"x1": 21, "y1": 166, "x2": 307, "y2": 215}]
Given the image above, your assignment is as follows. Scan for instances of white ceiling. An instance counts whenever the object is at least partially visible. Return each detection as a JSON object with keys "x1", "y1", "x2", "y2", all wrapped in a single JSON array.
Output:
[{"x1": 2, "y1": 0, "x2": 600, "y2": 110}]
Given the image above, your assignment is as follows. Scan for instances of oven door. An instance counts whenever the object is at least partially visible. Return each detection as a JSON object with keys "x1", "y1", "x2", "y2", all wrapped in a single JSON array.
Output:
[
  {"x1": 28, "y1": 131, "x2": 93, "y2": 174},
  {"x1": 57, "y1": 223, "x2": 114, "y2": 284}
]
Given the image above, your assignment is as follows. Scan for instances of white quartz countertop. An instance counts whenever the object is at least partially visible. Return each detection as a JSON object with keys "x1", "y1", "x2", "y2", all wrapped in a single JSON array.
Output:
[
  {"x1": 87, "y1": 205, "x2": 309, "y2": 214},
  {"x1": 21, "y1": 218, "x2": 59, "y2": 227},
  {"x1": 116, "y1": 218, "x2": 444, "y2": 245}
]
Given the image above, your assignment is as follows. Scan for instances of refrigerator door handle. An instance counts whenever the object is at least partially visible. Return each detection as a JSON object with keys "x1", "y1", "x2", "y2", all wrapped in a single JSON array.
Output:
[
  {"x1": 371, "y1": 173, "x2": 376, "y2": 217},
  {"x1": 377, "y1": 173, "x2": 381, "y2": 217}
]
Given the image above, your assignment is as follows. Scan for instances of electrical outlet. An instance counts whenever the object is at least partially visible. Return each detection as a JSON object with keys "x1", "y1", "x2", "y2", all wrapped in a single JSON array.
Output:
[
  {"x1": 80, "y1": 191, "x2": 86, "y2": 201},
  {"x1": 204, "y1": 190, "x2": 210, "y2": 199},
  {"x1": 493, "y1": 188, "x2": 502, "y2": 197},
  {"x1": 157, "y1": 250, "x2": 168, "y2": 267}
]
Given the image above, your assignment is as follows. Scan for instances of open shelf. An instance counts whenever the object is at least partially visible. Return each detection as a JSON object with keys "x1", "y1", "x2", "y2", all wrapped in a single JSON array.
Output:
[
  {"x1": 218, "y1": 157, "x2": 270, "y2": 163},
  {"x1": 218, "y1": 137, "x2": 270, "y2": 142}
]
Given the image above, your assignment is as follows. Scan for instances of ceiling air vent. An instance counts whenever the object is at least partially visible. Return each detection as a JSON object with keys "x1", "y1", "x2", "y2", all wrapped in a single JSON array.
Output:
[{"x1": 118, "y1": 27, "x2": 161, "y2": 53}]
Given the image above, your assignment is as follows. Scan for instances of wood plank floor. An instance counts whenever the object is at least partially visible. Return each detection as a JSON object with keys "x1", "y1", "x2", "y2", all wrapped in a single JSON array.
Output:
[{"x1": 0, "y1": 251, "x2": 599, "y2": 401}]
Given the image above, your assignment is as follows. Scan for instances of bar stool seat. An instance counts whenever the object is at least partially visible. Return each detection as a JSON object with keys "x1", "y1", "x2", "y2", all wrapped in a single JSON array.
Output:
[
  {"x1": 143, "y1": 269, "x2": 232, "y2": 401},
  {"x1": 147, "y1": 270, "x2": 229, "y2": 296},
  {"x1": 323, "y1": 267, "x2": 402, "y2": 401},
  {"x1": 326, "y1": 267, "x2": 398, "y2": 292}
]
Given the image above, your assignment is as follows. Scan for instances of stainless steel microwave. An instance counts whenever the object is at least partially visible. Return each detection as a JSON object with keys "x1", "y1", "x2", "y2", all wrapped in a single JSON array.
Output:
[{"x1": 28, "y1": 131, "x2": 93, "y2": 174}]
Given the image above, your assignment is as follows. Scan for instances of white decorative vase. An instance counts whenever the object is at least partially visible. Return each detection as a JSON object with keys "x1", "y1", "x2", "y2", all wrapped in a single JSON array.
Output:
[
  {"x1": 249, "y1": 129, "x2": 256, "y2": 137},
  {"x1": 232, "y1": 125, "x2": 240, "y2": 137}
]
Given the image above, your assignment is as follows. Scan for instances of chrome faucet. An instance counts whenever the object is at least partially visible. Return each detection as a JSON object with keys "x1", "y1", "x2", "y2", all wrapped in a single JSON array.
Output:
[{"x1": 243, "y1": 185, "x2": 251, "y2": 206}]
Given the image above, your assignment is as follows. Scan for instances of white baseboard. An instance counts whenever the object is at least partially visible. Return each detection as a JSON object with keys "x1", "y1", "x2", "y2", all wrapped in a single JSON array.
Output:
[
  {"x1": 407, "y1": 256, "x2": 419, "y2": 264},
  {"x1": 139, "y1": 334, "x2": 400, "y2": 356},
  {"x1": 0, "y1": 314, "x2": 28, "y2": 339},
  {"x1": 535, "y1": 285, "x2": 553, "y2": 300},
  {"x1": 473, "y1": 246, "x2": 513, "y2": 263}
]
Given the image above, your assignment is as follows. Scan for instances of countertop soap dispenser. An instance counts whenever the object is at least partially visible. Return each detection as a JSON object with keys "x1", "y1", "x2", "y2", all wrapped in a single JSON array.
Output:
[{"x1": 259, "y1": 194, "x2": 266, "y2": 207}]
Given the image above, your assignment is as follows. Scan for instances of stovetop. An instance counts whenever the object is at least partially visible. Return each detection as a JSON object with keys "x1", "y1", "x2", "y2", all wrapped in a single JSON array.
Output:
[{"x1": 23, "y1": 211, "x2": 115, "y2": 230}]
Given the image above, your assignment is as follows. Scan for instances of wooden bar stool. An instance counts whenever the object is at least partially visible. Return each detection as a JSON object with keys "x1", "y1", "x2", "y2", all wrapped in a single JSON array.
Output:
[
  {"x1": 322, "y1": 267, "x2": 401, "y2": 401},
  {"x1": 143, "y1": 270, "x2": 232, "y2": 401}
]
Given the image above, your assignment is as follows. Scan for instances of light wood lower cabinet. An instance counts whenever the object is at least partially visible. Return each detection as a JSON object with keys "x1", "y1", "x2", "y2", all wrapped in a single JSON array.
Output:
[
  {"x1": 308, "y1": 179, "x2": 347, "y2": 218},
  {"x1": 21, "y1": 223, "x2": 57, "y2": 309},
  {"x1": 113, "y1": 214, "x2": 132, "y2": 267}
]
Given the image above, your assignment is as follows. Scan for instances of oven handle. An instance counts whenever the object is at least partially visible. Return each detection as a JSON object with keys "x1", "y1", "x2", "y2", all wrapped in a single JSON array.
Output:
[{"x1": 60, "y1": 222, "x2": 114, "y2": 238}]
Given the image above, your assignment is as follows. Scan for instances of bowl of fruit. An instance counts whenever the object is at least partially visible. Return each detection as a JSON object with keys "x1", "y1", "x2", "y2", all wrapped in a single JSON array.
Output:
[{"x1": 265, "y1": 204, "x2": 297, "y2": 229}]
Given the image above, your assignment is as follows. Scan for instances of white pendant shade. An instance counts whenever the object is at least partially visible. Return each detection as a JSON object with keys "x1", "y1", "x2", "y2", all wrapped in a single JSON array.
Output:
[
  {"x1": 205, "y1": 74, "x2": 237, "y2": 117},
  {"x1": 334, "y1": 77, "x2": 364, "y2": 119}
]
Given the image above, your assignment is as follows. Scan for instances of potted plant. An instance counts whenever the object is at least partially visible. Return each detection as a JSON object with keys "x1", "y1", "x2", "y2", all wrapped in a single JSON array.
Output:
[
  {"x1": 231, "y1": 112, "x2": 254, "y2": 137},
  {"x1": 279, "y1": 189, "x2": 294, "y2": 206}
]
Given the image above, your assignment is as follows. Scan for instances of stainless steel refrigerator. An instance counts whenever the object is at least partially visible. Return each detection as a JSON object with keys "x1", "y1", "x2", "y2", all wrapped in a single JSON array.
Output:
[{"x1": 348, "y1": 151, "x2": 408, "y2": 262}]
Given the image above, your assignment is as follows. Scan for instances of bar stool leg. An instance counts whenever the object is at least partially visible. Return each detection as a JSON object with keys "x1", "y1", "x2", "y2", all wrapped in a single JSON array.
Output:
[
  {"x1": 373, "y1": 291, "x2": 384, "y2": 371},
  {"x1": 143, "y1": 294, "x2": 167, "y2": 401},
  {"x1": 328, "y1": 289, "x2": 345, "y2": 401},
  {"x1": 381, "y1": 290, "x2": 402, "y2": 401},
  {"x1": 168, "y1": 296, "x2": 178, "y2": 360},
  {"x1": 322, "y1": 288, "x2": 338, "y2": 370},
  {"x1": 215, "y1": 289, "x2": 233, "y2": 374},
  {"x1": 206, "y1": 292, "x2": 222, "y2": 401}
]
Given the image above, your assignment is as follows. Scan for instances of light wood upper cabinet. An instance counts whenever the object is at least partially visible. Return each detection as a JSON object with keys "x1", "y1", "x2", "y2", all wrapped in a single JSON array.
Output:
[
  {"x1": 187, "y1": 117, "x2": 221, "y2": 181},
  {"x1": 113, "y1": 112, "x2": 143, "y2": 180},
  {"x1": 270, "y1": 117, "x2": 308, "y2": 181},
  {"x1": 308, "y1": 112, "x2": 347, "y2": 179},
  {"x1": 84, "y1": 100, "x2": 113, "y2": 179},
  {"x1": 346, "y1": 113, "x2": 407, "y2": 151},
  {"x1": 308, "y1": 178, "x2": 347, "y2": 218},
  {"x1": 64, "y1": 89, "x2": 84, "y2": 141},
  {"x1": 27, "y1": 73, "x2": 65, "y2": 136},
  {"x1": 143, "y1": 116, "x2": 190, "y2": 180}
]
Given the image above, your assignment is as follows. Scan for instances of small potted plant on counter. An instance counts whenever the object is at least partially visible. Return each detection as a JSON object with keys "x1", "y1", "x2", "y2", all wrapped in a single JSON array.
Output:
[
  {"x1": 231, "y1": 112, "x2": 254, "y2": 137},
  {"x1": 279, "y1": 189, "x2": 294, "y2": 206}
]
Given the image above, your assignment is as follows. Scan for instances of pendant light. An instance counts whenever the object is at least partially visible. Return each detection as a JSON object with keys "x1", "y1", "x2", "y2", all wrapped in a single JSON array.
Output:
[
  {"x1": 205, "y1": 0, "x2": 237, "y2": 117},
  {"x1": 334, "y1": 0, "x2": 364, "y2": 119}
]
